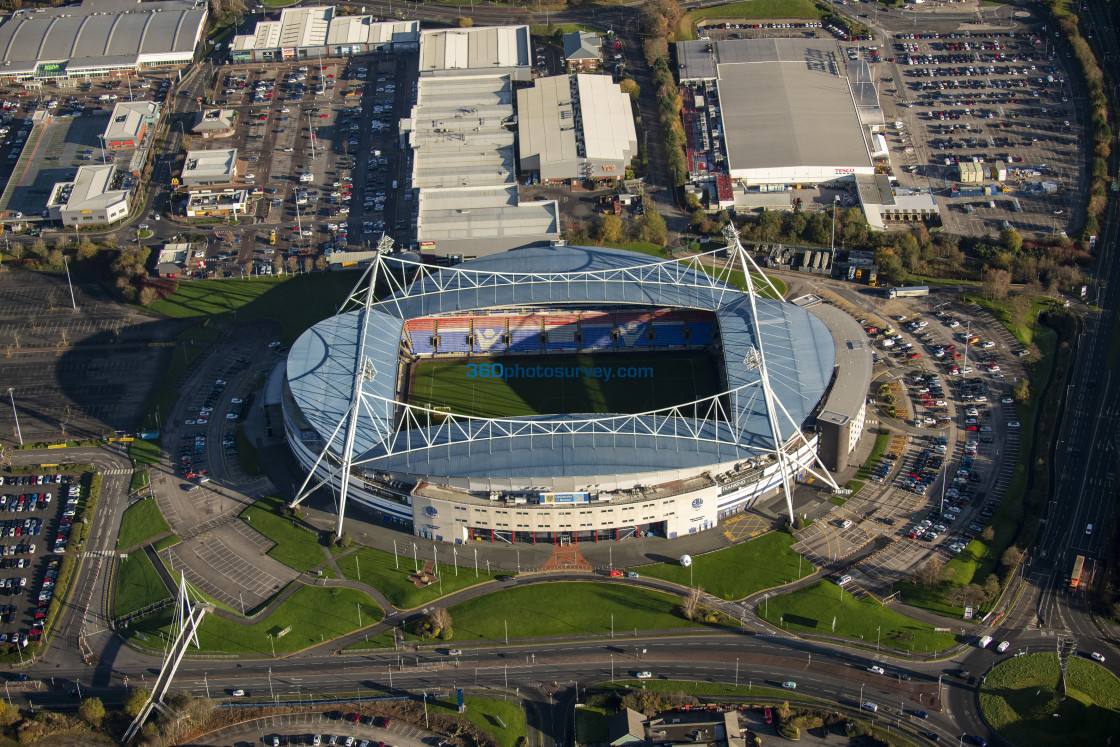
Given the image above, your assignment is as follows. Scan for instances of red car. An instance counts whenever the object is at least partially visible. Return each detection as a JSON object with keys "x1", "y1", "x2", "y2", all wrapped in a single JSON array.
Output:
[
  {"x1": 33, "y1": 610, "x2": 45, "y2": 620},
  {"x1": 764, "y1": 708, "x2": 773, "y2": 725},
  {"x1": 609, "y1": 570, "x2": 623, "y2": 577}
]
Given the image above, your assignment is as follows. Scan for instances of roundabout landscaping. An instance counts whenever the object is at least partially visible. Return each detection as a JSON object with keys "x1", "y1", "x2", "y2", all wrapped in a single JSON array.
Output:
[{"x1": 978, "y1": 652, "x2": 1120, "y2": 747}]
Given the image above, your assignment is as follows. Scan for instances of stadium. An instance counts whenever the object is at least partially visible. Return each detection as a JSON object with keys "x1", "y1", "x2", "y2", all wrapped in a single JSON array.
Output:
[{"x1": 282, "y1": 237, "x2": 848, "y2": 545}]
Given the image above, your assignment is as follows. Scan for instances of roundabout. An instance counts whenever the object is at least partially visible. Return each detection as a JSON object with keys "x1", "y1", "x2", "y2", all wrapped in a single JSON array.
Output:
[{"x1": 978, "y1": 652, "x2": 1120, "y2": 747}]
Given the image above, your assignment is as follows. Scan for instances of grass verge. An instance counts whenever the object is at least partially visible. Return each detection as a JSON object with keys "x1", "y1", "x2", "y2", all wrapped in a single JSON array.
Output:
[
  {"x1": 598, "y1": 679, "x2": 818, "y2": 703},
  {"x1": 444, "y1": 582, "x2": 702, "y2": 641},
  {"x1": 425, "y1": 695, "x2": 526, "y2": 747},
  {"x1": 147, "y1": 272, "x2": 358, "y2": 345},
  {"x1": 116, "y1": 499, "x2": 171, "y2": 550},
  {"x1": 235, "y1": 425, "x2": 262, "y2": 475},
  {"x1": 635, "y1": 531, "x2": 812, "y2": 600},
  {"x1": 128, "y1": 470, "x2": 150, "y2": 494},
  {"x1": 129, "y1": 439, "x2": 161, "y2": 468},
  {"x1": 125, "y1": 585, "x2": 383, "y2": 655},
  {"x1": 151, "y1": 534, "x2": 181, "y2": 552},
  {"x1": 240, "y1": 496, "x2": 326, "y2": 573},
  {"x1": 678, "y1": 0, "x2": 825, "y2": 40},
  {"x1": 114, "y1": 551, "x2": 172, "y2": 618},
  {"x1": 979, "y1": 653, "x2": 1120, "y2": 746},
  {"x1": 336, "y1": 545, "x2": 510, "y2": 610},
  {"x1": 760, "y1": 580, "x2": 960, "y2": 652}
]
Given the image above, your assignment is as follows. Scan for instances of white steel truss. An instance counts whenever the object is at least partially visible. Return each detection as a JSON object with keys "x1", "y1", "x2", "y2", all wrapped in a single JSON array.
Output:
[
  {"x1": 291, "y1": 244, "x2": 839, "y2": 528},
  {"x1": 122, "y1": 573, "x2": 207, "y2": 744}
]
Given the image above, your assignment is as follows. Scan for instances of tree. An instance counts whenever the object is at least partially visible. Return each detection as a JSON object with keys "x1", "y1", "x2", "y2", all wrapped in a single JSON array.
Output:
[
  {"x1": 457, "y1": 16, "x2": 473, "y2": 27},
  {"x1": 1000, "y1": 228, "x2": 1023, "y2": 253},
  {"x1": 429, "y1": 607, "x2": 452, "y2": 633},
  {"x1": 314, "y1": 256, "x2": 328, "y2": 271},
  {"x1": 78, "y1": 696, "x2": 105, "y2": 727},
  {"x1": 980, "y1": 526, "x2": 995, "y2": 542},
  {"x1": 982, "y1": 268, "x2": 1011, "y2": 300},
  {"x1": 642, "y1": 210, "x2": 667, "y2": 246},
  {"x1": 29, "y1": 238, "x2": 47, "y2": 258},
  {"x1": 302, "y1": 256, "x2": 315, "y2": 274},
  {"x1": 1013, "y1": 377, "x2": 1030, "y2": 402},
  {"x1": 77, "y1": 239, "x2": 98, "y2": 261},
  {"x1": 948, "y1": 584, "x2": 987, "y2": 608},
  {"x1": 914, "y1": 556, "x2": 943, "y2": 588},
  {"x1": 124, "y1": 688, "x2": 151, "y2": 718},
  {"x1": 619, "y1": 78, "x2": 640, "y2": 100},
  {"x1": 286, "y1": 256, "x2": 300, "y2": 275},
  {"x1": 46, "y1": 249, "x2": 63, "y2": 266},
  {"x1": 983, "y1": 574, "x2": 1001, "y2": 601},
  {"x1": 1001, "y1": 546, "x2": 1023, "y2": 569},
  {"x1": 681, "y1": 586, "x2": 703, "y2": 621},
  {"x1": 138, "y1": 286, "x2": 159, "y2": 306},
  {"x1": 0, "y1": 701, "x2": 18, "y2": 727},
  {"x1": 598, "y1": 214, "x2": 623, "y2": 245}
]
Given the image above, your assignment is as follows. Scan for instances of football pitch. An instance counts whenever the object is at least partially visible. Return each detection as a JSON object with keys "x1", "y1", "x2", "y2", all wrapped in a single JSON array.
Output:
[{"x1": 408, "y1": 351, "x2": 721, "y2": 419}]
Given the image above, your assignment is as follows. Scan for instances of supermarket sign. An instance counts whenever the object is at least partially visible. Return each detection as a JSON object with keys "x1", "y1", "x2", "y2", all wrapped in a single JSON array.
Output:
[{"x1": 35, "y1": 61, "x2": 67, "y2": 78}]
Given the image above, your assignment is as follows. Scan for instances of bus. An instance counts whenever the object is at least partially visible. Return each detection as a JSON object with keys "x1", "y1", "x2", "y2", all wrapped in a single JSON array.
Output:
[{"x1": 1070, "y1": 554, "x2": 1085, "y2": 591}]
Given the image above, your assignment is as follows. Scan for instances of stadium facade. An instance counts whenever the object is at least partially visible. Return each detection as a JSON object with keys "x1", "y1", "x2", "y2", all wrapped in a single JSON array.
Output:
[{"x1": 283, "y1": 235, "x2": 855, "y2": 543}]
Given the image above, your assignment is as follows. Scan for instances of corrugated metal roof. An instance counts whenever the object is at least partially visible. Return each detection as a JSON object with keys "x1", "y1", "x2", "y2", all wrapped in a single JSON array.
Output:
[
  {"x1": 577, "y1": 74, "x2": 637, "y2": 162},
  {"x1": 712, "y1": 38, "x2": 872, "y2": 173},
  {"x1": 418, "y1": 26, "x2": 529, "y2": 72}
]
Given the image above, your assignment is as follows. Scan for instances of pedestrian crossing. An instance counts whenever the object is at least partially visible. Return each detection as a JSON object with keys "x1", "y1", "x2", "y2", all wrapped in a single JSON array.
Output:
[{"x1": 101, "y1": 468, "x2": 132, "y2": 476}]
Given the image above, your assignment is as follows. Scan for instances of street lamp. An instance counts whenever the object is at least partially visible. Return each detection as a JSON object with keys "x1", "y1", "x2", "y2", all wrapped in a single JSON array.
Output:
[
  {"x1": 62, "y1": 254, "x2": 77, "y2": 310},
  {"x1": 830, "y1": 194, "x2": 841, "y2": 254},
  {"x1": 7, "y1": 389, "x2": 22, "y2": 445}
]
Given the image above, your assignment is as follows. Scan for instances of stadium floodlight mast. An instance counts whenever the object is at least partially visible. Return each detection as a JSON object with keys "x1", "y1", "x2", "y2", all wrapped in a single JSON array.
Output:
[{"x1": 720, "y1": 221, "x2": 842, "y2": 521}]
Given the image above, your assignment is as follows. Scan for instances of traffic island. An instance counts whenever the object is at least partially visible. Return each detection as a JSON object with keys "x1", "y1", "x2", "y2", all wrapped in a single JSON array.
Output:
[{"x1": 978, "y1": 652, "x2": 1120, "y2": 746}]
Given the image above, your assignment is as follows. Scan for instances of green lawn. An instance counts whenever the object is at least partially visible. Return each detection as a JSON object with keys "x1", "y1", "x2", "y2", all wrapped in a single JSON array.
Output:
[
  {"x1": 129, "y1": 470, "x2": 150, "y2": 494},
  {"x1": 635, "y1": 531, "x2": 813, "y2": 600},
  {"x1": 147, "y1": 273, "x2": 358, "y2": 345},
  {"x1": 444, "y1": 583, "x2": 701, "y2": 641},
  {"x1": 409, "y1": 350, "x2": 721, "y2": 419},
  {"x1": 343, "y1": 629, "x2": 398, "y2": 651},
  {"x1": 760, "y1": 580, "x2": 960, "y2": 653},
  {"x1": 235, "y1": 426, "x2": 262, "y2": 475},
  {"x1": 852, "y1": 431, "x2": 890, "y2": 482},
  {"x1": 600, "y1": 679, "x2": 817, "y2": 703},
  {"x1": 125, "y1": 585, "x2": 383, "y2": 655},
  {"x1": 426, "y1": 695, "x2": 527, "y2": 747},
  {"x1": 335, "y1": 546, "x2": 510, "y2": 610},
  {"x1": 575, "y1": 707, "x2": 610, "y2": 743},
  {"x1": 116, "y1": 499, "x2": 171, "y2": 550},
  {"x1": 152, "y1": 534, "x2": 181, "y2": 552},
  {"x1": 114, "y1": 551, "x2": 172, "y2": 618},
  {"x1": 979, "y1": 653, "x2": 1120, "y2": 746},
  {"x1": 241, "y1": 496, "x2": 326, "y2": 573},
  {"x1": 679, "y1": 0, "x2": 825, "y2": 39},
  {"x1": 129, "y1": 439, "x2": 161, "y2": 468}
]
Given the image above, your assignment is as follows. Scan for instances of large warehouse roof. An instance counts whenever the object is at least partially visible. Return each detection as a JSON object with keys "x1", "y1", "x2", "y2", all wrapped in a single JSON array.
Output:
[
  {"x1": 286, "y1": 247, "x2": 835, "y2": 481},
  {"x1": 230, "y1": 6, "x2": 417, "y2": 52},
  {"x1": 418, "y1": 25, "x2": 529, "y2": 74},
  {"x1": 714, "y1": 38, "x2": 871, "y2": 176},
  {"x1": 0, "y1": 0, "x2": 207, "y2": 77},
  {"x1": 517, "y1": 74, "x2": 636, "y2": 167}
]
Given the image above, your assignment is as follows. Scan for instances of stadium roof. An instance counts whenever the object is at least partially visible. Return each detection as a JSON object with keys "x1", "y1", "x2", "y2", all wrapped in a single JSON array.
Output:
[
  {"x1": 103, "y1": 100, "x2": 159, "y2": 143},
  {"x1": 0, "y1": 0, "x2": 207, "y2": 77},
  {"x1": 802, "y1": 300, "x2": 872, "y2": 421},
  {"x1": 418, "y1": 25, "x2": 529, "y2": 73},
  {"x1": 287, "y1": 246, "x2": 835, "y2": 480},
  {"x1": 230, "y1": 6, "x2": 417, "y2": 52}
]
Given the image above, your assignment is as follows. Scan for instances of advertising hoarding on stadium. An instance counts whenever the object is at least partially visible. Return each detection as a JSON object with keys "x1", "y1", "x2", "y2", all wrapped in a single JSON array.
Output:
[{"x1": 539, "y1": 492, "x2": 590, "y2": 504}]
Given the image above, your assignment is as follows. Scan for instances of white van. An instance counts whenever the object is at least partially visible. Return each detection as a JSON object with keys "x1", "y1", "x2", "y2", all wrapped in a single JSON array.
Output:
[
  {"x1": 996, "y1": 641, "x2": 1011, "y2": 653},
  {"x1": 978, "y1": 635, "x2": 993, "y2": 648},
  {"x1": 861, "y1": 702, "x2": 878, "y2": 713}
]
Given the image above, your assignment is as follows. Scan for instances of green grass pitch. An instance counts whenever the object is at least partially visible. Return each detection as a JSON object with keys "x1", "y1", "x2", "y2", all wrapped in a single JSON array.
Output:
[{"x1": 408, "y1": 351, "x2": 721, "y2": 418}]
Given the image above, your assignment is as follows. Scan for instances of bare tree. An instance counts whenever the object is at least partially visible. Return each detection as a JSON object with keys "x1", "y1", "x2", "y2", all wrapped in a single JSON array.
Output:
[
  {"x1": 681, "y1": 586, "x2": 703, "y2": 621},
  {"x1": 428, "y1": 607, "x2": 452, "y2": 632},
  {"x1": 1001, "y1": 546, "x2": 1023, "y2": 569},
  {"x1": 982, "y1": 268, "x2": 1011, "y2": 300},
  {"x1": 914, "y1": 556, "x2": 943, "y2": 588}
]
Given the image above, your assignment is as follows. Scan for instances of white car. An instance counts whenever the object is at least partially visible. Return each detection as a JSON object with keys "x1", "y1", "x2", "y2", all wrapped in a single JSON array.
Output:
[
  {"x1": 868, "y1": 665, "x2": 885, "y2": 675},
  {"x1": 1092, "y1": 652, "x2": 1106, "y2": 663},
  {"x1": 1001, "y1": 397, "x2": 1014, "y2": 404},
  {"x1": 981, "y1": 341, "x2": 996, "y2": 348},
  {"x1": 996, "y1": 641, "x2": 1011, "y2": 653},
  {"x1": 1008, "y1": 421, "x2": 1020, "y2": 428},
  {"x1": 231, "y1": 689, "x2": 246, "y2": 697},
  {"x1": 948, "y1": 321, "x2": 961, "y2": 328},
  {"x1": 636, "y1": 671, "x2": 652, "y2": 679}
]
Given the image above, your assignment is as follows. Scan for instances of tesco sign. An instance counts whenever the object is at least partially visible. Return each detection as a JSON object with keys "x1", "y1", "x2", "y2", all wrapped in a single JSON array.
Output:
[{"x1": 834, "y1": 168, "x2": 856, "y2": 174}]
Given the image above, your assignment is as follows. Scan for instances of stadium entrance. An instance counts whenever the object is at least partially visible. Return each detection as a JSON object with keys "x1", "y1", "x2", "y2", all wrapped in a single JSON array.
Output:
[{"x1": 469, "y1": 524, "x2": 668, "y2": 544}]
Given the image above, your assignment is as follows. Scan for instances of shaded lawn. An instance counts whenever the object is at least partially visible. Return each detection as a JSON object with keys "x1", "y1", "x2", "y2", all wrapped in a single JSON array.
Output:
[
  {"x1": 116, "y1": 499, "x2": 171, "y2": 550},
  {"x1": 240, "y1": 496, "x2": 326, "y2": 573},
  {"x1": 336, "y1": 545, "x2": 510, "y2": 609}
]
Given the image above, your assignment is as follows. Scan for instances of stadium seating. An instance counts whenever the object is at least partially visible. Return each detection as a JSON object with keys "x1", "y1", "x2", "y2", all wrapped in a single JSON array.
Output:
[
  {"x1": 652, "y1": 322, "x2": 687, "y2": 348},
  {"x1": 580, "y1": 324, "x2": 614, "y2": 350},
  {"x1": 404, "y1": 319, "x2": 437, "y2": 355},
  {"x1": 437, "y1": 319, "x2": 473, "y2": 354},
  {"x1": 614, "y1": 312, "x2": 650, "y2": 349},
  {"x1": 473, "y1": 318, "x2": 507, "y2": 353},
  {"x1": 544, "y1": 314, "x2": 579, "y2": 352},
  {"x1": 508, "y1": 316, "x2": 543, "y2": 352},
  {"x1": 687, "y1": 321, "x2": 714, "y2": 346}
]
